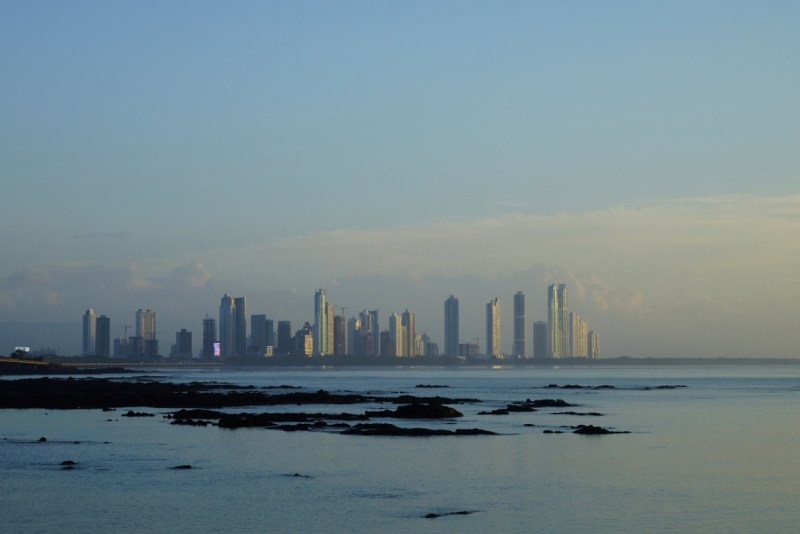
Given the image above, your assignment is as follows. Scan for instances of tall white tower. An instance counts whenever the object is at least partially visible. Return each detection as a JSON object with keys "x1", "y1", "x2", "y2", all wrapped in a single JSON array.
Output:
[
  {"x1": 513, "y1": 291, "x2": 526, "y2": 358},
  {"x1": 486, "y1": 298, "x2": 500, "y2": 357},
  {"x1": 314, "y1": 289, "x2": 327, "y2": 355},
  {"x1": 219, "y1": 295, "x2": 236, "y2": 358}
]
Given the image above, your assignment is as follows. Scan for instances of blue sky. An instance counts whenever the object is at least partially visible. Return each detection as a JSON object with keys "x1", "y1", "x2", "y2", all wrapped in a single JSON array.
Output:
[{"x1": 1, "y1": 2, "x2": 799, "y2": 356}]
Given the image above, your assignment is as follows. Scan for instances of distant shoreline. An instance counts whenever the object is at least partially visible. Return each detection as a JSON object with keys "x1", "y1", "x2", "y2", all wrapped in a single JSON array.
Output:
[{"x1": 3, "y1": 355, "x2": 800, "y2": 375}]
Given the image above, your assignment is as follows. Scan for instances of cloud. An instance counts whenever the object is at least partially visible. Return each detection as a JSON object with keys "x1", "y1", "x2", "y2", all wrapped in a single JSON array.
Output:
[
  {"x1": 0, "y1": 294, "x2": 13, "y2": 308},
  {"x1": 170, "y1": 261, "x2": 210, "y2": 288}
]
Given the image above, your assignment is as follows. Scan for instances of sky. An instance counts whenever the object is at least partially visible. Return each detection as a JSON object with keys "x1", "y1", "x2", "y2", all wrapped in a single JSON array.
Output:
[{"x1": 1, "y1": 1, "x2": 799, "y2": 357}]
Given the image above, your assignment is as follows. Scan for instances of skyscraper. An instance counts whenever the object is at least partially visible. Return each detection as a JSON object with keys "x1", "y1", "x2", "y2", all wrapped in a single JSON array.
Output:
[
  {"x1": 486, "y1": 298, "x2": 500, "y2": 356},
  {"x1": 569, "y1": 312, "x2": 588, "y2": 358},
  {"x1": 135, "y1": 309, "x2": 156, "y2": 341},
  {"x1": 513, "y1": 291, "x2": 526, "y2": 358},
  {"x1": 219, "y1": 294, "x2": 236, "y2": 358},
  {"x1": 82, "y1": 309, "x2": 96, "y2": 355},
  {"x1": 444, "y1": 295, "x2": 459, "y2": 357},
  {"x1": 588, "y1": 331, "x2": 600, "y2": 359},
  {"x1": 277, "y1": 321, "x2": 292, "y2": 355},
  {"x1": 533, "y1": 321, "x2": 548, "y2": 359},
  {"x1": 389, "y1": 313, "x2": 405, "y2": 357},
  {"x1": 95, "y1": 315, "x2": 110, "y2": 357},
  {"x1": 251, "y1": 314, "x2": 269, "y2": 353},
  {"x1": 547, "y1": 284, "x2": 568, "y2": 358},
  {"x1": 333, "y1": 315, "x2": 346, "y2": 355},
  {"x1": 202, "y1": 316, "x2": 216, "y2": 359},
  {"x1": 369, "y1": 310, "x2": 380, "y2": 356},
  {"x1": 401, "y1": 310, "x2": 414, "y2": 357},
  {"x1": 313, "y1": 290, "x2": 327, "y2": 356},
  {"x1": 326, "y1": 303, "x2": 334, "y2": 357},
  {"x1": 347, "y1": 317, "x2": 359, "y2": 355},
  {"x1": 176, "y1": 329, "x2": 192, "y2": 358},
  {"x1": 234, "y1": 297, "x2": 247, "y2": 357}
]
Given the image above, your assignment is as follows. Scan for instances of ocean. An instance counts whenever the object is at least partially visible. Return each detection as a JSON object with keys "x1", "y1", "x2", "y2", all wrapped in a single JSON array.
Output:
[{"x1": 2, "y1": 366, "x2": 799, "y2": 533}]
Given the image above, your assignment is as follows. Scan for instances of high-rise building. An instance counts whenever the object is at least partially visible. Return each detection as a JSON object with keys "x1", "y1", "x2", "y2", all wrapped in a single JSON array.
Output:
[
  {"x1": 219, "y1": 294, "x2": 236, "y2": 358},
  {"x1": 358, "y1": 310, "x2": 379, "y2": 356},
  {"x1": 389, "y1": 313, "x2": 405, "y2": 357},
  {"x1": 251, "y1": 314, "x2": 269, "y2": 353},
  {"x1": 113, "y1": 337, "x2": 128, "y2": 358},
  {"x1": 533, "y1": 321, "x2": 548, "y2": 359},
  {"x1": 444, "y1": 295, "x2": 459, "y2": 357},
  {"x1": 588, "y1": 331, "x2": 600, "y2": 359},
  {"x1": 569, "y1": 312, "x2": 588, "y2": 358},
  {"x1": 325, "y1": 303, "x2": 336, "y2": 354},
  {"x1": 234, "y1": 297, "x2": 247, "y2": 357},
  {"x1": 82, "y1": 309, "x2": 96, "y2": 355},
  {"x1": 513, "y1": 291, "x2": 526, "y2": 358},
  {"x1": 95, "y1": 315, "x2": 110, "y2": 357},
  {"x1": 202, "y1": 316, "x2": 216, "y2": 359},
  {"x1": 379, "y1": 330, "x2": 390, "y2": 357},
  {"x1": 277, "y1": 321, "x2": 292, "y2": 355},
  {"x1": 333, "y1": 315, "x2": 346, "y2": 356},
  {"x1": 547, "y1": 284, "x2": 568, "y2": 358},
  {"x1": 346, "y1": 317, "x2": 360, "y2": 355},
  {"x1": 135, "y1": 309, "x2": 156, "y2": 341},
  {"x1": 294, "y1": 322, "x2": 313, "y2": 356},
  {"x1": 175, "y1": 329, "x2": 192, "y2": 358},
  {"x1": 313, "y1": 290, "x2": 328, "y2": 356},
  {"x1": 486, "y1": 298, "x2": 501, "y2": 356},
  {"x1": 401, "y1": 310, "x2": 415, "y2": 357}
]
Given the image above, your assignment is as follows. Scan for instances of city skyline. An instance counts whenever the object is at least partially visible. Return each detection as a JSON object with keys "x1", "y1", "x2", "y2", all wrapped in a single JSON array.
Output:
[{"x1": 68, "y1": 280, "x2": 598, "y2": 360}]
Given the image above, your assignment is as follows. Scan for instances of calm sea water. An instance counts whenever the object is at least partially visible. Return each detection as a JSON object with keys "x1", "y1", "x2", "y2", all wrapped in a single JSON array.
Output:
[{"x1": 2, "y1": 366, "x2": 799, "y2": 533}]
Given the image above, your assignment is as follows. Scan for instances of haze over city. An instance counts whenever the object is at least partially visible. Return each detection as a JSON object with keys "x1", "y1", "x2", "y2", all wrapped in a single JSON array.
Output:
[{"x1": 1, "y1": 2, "x2": 799, "y2": 358}]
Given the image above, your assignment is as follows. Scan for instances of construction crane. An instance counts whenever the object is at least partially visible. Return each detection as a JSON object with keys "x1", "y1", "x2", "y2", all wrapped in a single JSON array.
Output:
[
  {"x1": 337, "y1": 306, "x2": 349, "y2": 317},
  {"x1": 113, "y1": 324, "x2": 133, "y2": 338}
]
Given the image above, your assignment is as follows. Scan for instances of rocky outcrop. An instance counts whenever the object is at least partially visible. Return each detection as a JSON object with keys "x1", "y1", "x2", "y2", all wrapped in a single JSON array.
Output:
[
  {"x1": 365, "y1": 403, "x2": 463, "y2": 418},
  {"x1": 572, "y1": 425, "x2": 630, "y2": 435},
  {"x1": 341, "y1": 423, "x2": 495, "y2": 436}
]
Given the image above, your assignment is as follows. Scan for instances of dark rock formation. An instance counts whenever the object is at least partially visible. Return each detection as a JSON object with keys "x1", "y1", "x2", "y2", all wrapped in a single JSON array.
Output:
[
  {"x1": 38, "y1": 437, "x2": 46, "y2": 442},
  {"x1": 365, "y1": 403, "x2": 463, "y2": 418},
  {"x1": 415, "y1": 385, "x2": 449, "y2": 388},
  {"x1": 478, "y1": 409, "x2": 509, "y2": 415},
  {"x1": 341, "y1": 423, "x2": 496, "y2": 436},
  {"x1": 217, "y1": 411, "x2": 367, "y2": 429},
  {"x1": 528, "y1": 399, "x2": 574, "y2": 408},
  {"x1": 122, "y1": 410, "x2": 155, "y2": 417},
  {"x1": 543, "y1": 430, "x2": 563, "y2": 434},
  {"x1": 172, "y1": 465, "x2": 192, "y2": 469},
  {"x1": 60, "y1": 460, "x2": 77, "y2": 466},
  {"x1": 552, "y1": 411, "x2": 603, "y2": 416},
  {"x1": 425, "y1": 511, "x2": 473, "y2": 518},
  {"x1": 572, "y1": 425, "x2": 630, "y2": 435},
  {"x1": 593, "y1": 385, "x2": 615, "y2": 389}
]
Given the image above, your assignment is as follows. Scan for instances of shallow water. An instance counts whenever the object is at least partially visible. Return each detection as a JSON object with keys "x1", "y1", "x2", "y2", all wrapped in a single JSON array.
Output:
[{"x1": 2, "y1": 366, "x2": 799, "y2": 533}]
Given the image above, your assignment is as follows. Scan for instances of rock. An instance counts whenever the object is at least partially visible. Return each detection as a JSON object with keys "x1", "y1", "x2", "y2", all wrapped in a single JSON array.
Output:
[
  {"x1": 543, "y1": 430, "x2": 563, "y2": 434},
  {"x1": 60, "y1": 460, "x2": 77, "y2": 466},
  {"x1": 172, "y1": 465, "x2": 192, "y2": 469},
  {"x1": 38, "y1": 437, "x2": 46, "y2": 442},
  {"x1": 572, "y1": 425, "x2": 630, "y2": 435},
  {"x1": 523, "y1": 424, "x2": 535, "y2": 427},
  {"x1": 365, "y1": 403, "x2": 463, "y2": 419},
  {"x1": 506, "y1": 404, "x2": 537, "y2": 412},
  {"x1": 528, "y1": 399, "x2": 574, "y2": 408},
  {"x1": 121, "y1": 410, "x2": 155, "y2": 417},
  {"x1": 478, "y1": 409, "x2": 509, "y2": 415},
  {"x1": 425, "y1": 511, "x2": 473, "y2": 518},
  {"x1": 342, "y1": 423, "x2": 496, "y2": 436},
  {"x1": 101, "y1": 407, "x2": 115, "y2": 411},
  {"x1": 415, "y1": 385, "x2": 449, "y2": 388},
  {"x1": 552, "y1": 411, "x2": 603, "y2": 416},
  {"x1": 172, "y1": 409, "x2": 226, "y2": 420},
  {"x1": 593, "y1": 385, "x2": 615, "y2": 389},
  {"x1": 62, "y1": 465, "x2": 74, "y2": 470}
]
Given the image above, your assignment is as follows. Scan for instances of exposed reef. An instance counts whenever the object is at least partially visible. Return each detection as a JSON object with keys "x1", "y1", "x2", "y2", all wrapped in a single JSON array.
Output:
[
  {"x1": 365, "y1": 403, "x2": 463, "y2": 419},
  {"x1": 341, "y1": 423, "x2": 496, "y2": 436},
  {"x1": 0, "y1": 378, "x2": 480, "y2": 410}
]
